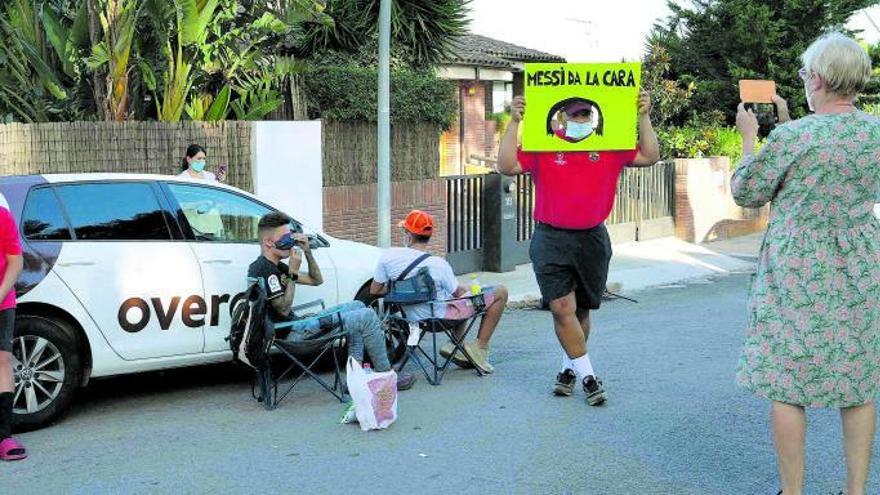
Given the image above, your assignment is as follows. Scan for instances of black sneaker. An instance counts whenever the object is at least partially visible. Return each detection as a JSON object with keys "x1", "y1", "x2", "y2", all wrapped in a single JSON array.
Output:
[
  {"x1": 553, "y1": 368, "x2": 577, "y2": 396},
  {"x1": 583, "y1": 375, "x2": 607, "y2": 406}
]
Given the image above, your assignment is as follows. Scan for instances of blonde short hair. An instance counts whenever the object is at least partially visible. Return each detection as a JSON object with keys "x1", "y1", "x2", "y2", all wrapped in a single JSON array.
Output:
[{"x1": 801, "y1": 32, "x2": 873, "y2": 97}]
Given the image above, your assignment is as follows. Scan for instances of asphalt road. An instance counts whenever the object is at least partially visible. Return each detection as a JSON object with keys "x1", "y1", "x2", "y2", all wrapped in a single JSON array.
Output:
[{"x1": 5, "y1": 273, "x2": 877, "y2": 494}]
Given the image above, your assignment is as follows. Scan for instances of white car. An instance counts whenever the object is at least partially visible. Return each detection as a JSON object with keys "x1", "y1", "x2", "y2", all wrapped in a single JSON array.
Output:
[{"x1": 4, "y1": 174, "x2": 381, "y2": 429}]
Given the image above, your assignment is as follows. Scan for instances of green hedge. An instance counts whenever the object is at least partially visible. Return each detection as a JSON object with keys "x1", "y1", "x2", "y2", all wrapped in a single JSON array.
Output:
[
  {"x1": 658, "y1": 125, "x2": 745, "y2": 165},
  {"x1": 301, "y1": 66, "x2": 457, "y2": 131}
]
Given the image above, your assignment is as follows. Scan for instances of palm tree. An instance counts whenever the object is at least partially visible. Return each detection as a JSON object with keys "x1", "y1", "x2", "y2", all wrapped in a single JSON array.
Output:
[{"x1": 296, "y1": 0, "x2": 471, "y2": 67}]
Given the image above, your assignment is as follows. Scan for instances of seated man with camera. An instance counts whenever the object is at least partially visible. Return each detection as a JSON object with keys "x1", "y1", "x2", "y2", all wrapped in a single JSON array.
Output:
[{"x1": 248, "y1": 212, "x2": 416, "y2": 390}]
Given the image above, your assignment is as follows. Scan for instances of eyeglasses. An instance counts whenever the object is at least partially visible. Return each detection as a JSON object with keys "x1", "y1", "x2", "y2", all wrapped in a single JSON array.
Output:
[{"x1": 798, "y1": 68, "x2": 813, "y2": 81}]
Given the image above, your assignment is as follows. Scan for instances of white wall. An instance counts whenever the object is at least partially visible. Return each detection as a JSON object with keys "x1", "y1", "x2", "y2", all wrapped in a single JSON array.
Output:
[
  {"x1": 492, "y1": 81, "x2": 512, "y2": 114},
  {"x1": 252, "y1": 121, "x2": 324, "y2": 232}
]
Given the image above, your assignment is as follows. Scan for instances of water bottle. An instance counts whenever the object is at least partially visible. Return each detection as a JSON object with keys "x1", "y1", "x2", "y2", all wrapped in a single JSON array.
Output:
[{"x1": 469, "y1": 274, "x2": 482, "y2": 296}]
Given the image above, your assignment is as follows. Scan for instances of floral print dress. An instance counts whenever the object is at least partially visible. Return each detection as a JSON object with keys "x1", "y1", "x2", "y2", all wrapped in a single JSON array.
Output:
[{"x1": 734, "y1": 112, "x2": 880, "y2": 408}]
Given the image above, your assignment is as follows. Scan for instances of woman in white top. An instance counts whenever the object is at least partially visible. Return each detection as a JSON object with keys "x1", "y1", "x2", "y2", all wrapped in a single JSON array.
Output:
[{"x1": 178, "y1": 144, "x2": 226, "y2": 182}]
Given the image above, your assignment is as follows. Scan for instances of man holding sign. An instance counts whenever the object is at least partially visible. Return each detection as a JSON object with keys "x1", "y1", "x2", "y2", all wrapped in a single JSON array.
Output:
[{"x1": 497, "y1": 62, "x2": 659, "y2": 406}]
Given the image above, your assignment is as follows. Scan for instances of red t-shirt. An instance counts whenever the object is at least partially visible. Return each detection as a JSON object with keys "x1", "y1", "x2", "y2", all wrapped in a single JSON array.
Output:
[
  {"x1": 517, "y1": 147, "x2": 638, "y2": 230},
  {"x1": 0, "y1": 207, "x2": 22, "y2": 310}
]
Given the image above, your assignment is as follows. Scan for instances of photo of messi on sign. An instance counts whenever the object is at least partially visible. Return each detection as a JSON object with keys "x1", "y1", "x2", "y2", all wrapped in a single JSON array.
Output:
[{"x1": 522, "y1": 62, "x2": 642, "y2": 152}]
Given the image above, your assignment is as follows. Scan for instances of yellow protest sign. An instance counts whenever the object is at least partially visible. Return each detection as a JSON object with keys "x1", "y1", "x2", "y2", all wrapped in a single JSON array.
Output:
[{"x1": 522, "y1": 63, "x2": 642, "y2": 152}]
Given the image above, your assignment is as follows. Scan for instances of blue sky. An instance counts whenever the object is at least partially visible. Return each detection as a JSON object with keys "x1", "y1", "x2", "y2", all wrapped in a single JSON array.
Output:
[{"x1": 468, "y1": 1, "x2": 880, "y2": 62}]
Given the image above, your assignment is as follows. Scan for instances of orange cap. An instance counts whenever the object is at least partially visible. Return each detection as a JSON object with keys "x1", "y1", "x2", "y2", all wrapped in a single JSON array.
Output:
[{"x1": 398, "y1": 210, "x2": 434, "y2": 236}]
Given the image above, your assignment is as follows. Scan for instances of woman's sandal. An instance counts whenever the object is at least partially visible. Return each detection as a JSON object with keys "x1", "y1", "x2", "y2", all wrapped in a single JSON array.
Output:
[{"x1": 0, "y1": 437, "x2": 27, "y2": 461}]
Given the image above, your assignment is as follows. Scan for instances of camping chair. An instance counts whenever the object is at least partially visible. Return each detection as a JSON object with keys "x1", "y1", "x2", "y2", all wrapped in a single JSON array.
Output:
[
  {"x1": 383, "y1": 293, "x2": 489, "y2": 386},
  {"x1": 233, "y1": 279, "x2": 350, "y2": 411}
]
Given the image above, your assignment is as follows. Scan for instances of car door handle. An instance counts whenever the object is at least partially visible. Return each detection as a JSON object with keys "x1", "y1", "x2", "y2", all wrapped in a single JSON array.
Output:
[
  {"x1": 201, "y1": 259, "x2": 232, "y2": 265},
  {"x1": 57, "y1": 260, "x2": 95, "y2": 267}
]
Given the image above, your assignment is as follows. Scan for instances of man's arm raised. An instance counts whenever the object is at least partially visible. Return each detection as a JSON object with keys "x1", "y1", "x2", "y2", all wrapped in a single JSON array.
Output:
[
  {"x1": 497, "y1": 96, "x2": 526, "y2": 175},
  {"x1": 630, "y1": 91, "x2": 661, "y2": 167}
]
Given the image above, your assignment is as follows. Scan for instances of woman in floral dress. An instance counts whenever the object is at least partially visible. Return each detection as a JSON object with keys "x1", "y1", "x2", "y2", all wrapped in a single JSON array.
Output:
[{"x1": 733, "y1": 33, "x2": 880, "y2": 495}]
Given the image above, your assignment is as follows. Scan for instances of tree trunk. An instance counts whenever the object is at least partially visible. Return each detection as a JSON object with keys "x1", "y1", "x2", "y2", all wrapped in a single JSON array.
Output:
[
  {"x1": 86, "y1": 0, "x2": 109, "y2": 120},
  {"x1": 289, "y1": 75, "x2": 308, "y2": 120}
]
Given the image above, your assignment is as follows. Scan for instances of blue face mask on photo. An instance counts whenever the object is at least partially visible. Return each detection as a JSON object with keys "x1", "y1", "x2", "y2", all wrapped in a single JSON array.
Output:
[
  {"x1": 274, "y1": 233, "x2": 294, "y2": 251},
  {"x1": 565, "y1": 121, "x2": 594, "y2": 140},
  {"x1": 191, "y1": 160, "x2": 206, "y2": 173}
]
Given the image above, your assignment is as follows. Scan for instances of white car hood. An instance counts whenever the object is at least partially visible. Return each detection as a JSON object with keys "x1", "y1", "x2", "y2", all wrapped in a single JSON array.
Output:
[
  {"x1": 323, "y1": 235, "x2": 382, "y2": 261},
  {"x1": 321, "y1": 235, "x2": 382, "y2": 294}
]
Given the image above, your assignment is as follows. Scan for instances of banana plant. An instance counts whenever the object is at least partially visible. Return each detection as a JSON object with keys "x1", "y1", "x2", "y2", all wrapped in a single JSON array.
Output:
[
  {"x1": 0, "y1": 0, "x2": 91, "y2": 121},
  {"x1": 0, "y1": 0, "x2": 68, "y2": 101},
  {"x1": 185, "y1": 84, "x2": 230, "y2": 120},
  {"x1": 87, "y1": 0, "x2": 141, "y2": 121},
  {"x1": 139, "y1": 0, "x2": 322, "y2": 121},
  {"x1": 150, "y1": 0, "x2": 220, "y2": 121},
  {"x1": 40, "y1": 2, "x2": 90, "y2": 78},
  {"x1": 230, "y1": 74, "x2": 283, "y2": 121},
  {"x1": 273, "y1": 0, "x2": 334, "y2": 27}
]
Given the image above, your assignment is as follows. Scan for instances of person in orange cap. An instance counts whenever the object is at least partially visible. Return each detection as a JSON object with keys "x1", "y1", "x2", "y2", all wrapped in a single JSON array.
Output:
[{"x1": 370, "y1": 210, "x2": 508, "y2": 373}]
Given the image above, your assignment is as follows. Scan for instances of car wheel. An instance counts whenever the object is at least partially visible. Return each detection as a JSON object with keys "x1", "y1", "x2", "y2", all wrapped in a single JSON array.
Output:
[
  {"x1": 355, "y1": 285, "x2": 406, "y2": 366},
  {"x1": 11, "y1": 316, "x2": 83, "y2": 432}
]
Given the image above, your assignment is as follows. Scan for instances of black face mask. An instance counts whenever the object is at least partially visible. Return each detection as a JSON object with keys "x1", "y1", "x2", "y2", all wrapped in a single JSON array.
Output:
[{"x1": 274, "y1": 233, "x2": 294, "y2": 251}]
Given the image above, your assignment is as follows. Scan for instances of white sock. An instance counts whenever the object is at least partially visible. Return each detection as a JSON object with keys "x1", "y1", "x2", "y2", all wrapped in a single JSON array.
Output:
[
  {"x1": 571, "y1": 354, "x2": 595, "y2": 380},
  {"x1": 561, "y1": 353, "x2": 573, "y2": 372}
]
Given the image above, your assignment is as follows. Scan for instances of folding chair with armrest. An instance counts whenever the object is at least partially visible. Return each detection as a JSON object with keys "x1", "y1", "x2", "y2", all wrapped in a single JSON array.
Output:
[
  {"x1": 383, "y1": 293, "x2": 489, "y2": 386},
  {"x1": 233, "y1": 279, "x2": 350, "y2": 411}
]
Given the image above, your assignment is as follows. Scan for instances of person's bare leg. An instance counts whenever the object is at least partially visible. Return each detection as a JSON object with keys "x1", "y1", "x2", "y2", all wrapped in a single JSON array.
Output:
[
  {"x1": 549, "y1": 292, "x2": 586, "y2": 358},
  {"x1": 841, "y1": 402, "x2": 876, "y2": 495},
  {"x1": 475, "y1": 285, "x2": 508, "y2": 348},
  {"x1": 772, "y1": 401, "x2": 806, "y2": 495},
  {"x1": 0, "y1": 352, "x2": 12, "y2": 393},
  {"x1": 576, "y1": 308, "x2": 590, "y2": 353}
]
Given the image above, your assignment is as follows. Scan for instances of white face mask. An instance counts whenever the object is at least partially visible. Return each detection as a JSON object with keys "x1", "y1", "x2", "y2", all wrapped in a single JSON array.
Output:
[{"x1": 565, "y1": 121, "x2": 595, "y2": 140}]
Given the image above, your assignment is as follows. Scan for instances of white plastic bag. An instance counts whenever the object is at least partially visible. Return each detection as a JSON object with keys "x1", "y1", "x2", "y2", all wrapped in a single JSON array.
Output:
[{"x1": 345, "y1": 356, "x2": 398, "y2": 431}]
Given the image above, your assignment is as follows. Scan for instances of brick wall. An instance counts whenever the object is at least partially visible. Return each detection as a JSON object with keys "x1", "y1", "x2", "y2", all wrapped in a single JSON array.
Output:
[
  {"x1": 440, "y1": 81, "x2": 495, "y2": 175},
  {"x1": 674, "y1": 157, "x2": 769, "y2": 243},
  {"x1": 461, "y1": 82, "x2": 488, "y2": 167},
  {"x1": 484, "y1": 120, "x2": 497, "y2": 158},
  {"x1": 323, "y1": 178, "x2": 447, "y2": 256},
  {"x1": 441, "y1": 114, "x2": 461, "y2": 176}
]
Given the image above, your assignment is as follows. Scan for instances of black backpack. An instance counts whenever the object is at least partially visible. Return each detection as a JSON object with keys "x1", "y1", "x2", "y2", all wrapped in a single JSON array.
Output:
[
  {"x1": 383, "y1": 253, "x2": 437, "y2": 305},
  {"x1": 228, "y1": 283, "x2": 275, "y2": 370}
]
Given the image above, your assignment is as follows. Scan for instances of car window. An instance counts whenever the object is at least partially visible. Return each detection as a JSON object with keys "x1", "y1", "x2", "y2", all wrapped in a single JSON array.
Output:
[
  {"x1": 55, "y1": 183, "x2": 171, "y2": 241},
  {"x1": 167, "y1": 184, "x2": 271, "y2": 242},
  {"x1": 21, "y1": 188, "x2": 72, "y2": 241}
]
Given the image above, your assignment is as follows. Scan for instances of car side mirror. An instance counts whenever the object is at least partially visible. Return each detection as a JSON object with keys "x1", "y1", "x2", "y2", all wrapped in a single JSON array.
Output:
[
  {"x1": 313, "y1": 234, "x2": 329, "y2": 249},
  {"x1": 302, "y1": 234, "x2": 323, "y2": 250}
]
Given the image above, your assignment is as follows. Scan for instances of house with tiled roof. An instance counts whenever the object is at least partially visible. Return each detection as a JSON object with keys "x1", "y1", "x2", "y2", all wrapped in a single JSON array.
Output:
[{"x1": 438, "y1": 34, "x2": 565, "y2": 175}]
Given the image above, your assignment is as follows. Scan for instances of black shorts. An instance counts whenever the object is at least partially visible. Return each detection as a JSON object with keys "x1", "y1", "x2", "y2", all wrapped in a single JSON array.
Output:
[
  {"x1": 0, "y1": 309, "x2": 14, "y2": 352},
  {"x1": 529, "y1": 223, "x2": 612, "y2": 311}
]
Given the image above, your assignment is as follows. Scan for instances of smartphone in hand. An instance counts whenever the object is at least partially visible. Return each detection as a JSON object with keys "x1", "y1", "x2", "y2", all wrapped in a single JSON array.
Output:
[
  {"x1": 739, "y1": 80, "x2": 778, "y2": 136},
  {"x1": 217, "y1": 163, "x2": 228, "y2": 181}
]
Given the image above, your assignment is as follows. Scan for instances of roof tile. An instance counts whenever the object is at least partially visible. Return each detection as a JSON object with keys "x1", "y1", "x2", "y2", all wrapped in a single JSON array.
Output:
[{"x1": 447, "y1": 34, "x2": 565, "y2": 68}]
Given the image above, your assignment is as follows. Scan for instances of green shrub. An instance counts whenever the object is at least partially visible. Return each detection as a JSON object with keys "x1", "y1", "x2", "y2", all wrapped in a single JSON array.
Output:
[
  {"x1": 658, "y1": 125, "x2": 745, "y2": 164},
  {"x1": 862, "y1": 102, "x2": 880, "y2": 117},
  {"x1": 488, "y1": 111, "x2": 512, "y2": 136},
  {"x1": 301, "y1": 66, "x2": 457, "y2": 130}
]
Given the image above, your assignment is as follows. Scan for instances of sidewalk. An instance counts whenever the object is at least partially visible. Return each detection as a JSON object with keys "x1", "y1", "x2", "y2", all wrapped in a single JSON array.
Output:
[{"x1": 459, "y1": 233, "x2": 764, "y2": 306}]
